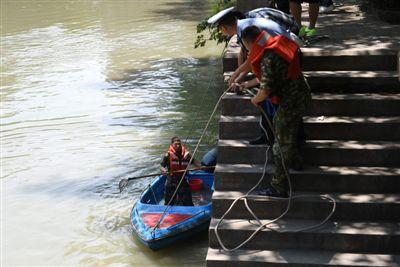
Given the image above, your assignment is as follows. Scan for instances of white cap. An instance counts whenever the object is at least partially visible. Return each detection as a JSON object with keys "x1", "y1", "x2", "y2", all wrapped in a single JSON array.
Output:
[{"x1": 207, "y1": 7, "x2": 236, "y2": 26}]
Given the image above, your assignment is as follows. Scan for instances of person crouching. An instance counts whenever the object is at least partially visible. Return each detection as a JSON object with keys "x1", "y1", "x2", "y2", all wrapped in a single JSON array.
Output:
[{"x1": 241, "y1": 26, "x2": 311, "y2": 198}]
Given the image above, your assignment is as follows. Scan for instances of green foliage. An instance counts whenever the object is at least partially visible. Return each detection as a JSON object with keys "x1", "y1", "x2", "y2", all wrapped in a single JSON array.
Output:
[{"x1": 194, "y1": 0, "x2": 237, "y2": 48}]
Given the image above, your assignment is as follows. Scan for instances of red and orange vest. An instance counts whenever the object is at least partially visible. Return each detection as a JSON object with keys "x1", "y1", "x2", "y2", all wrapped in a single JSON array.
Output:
[
  {"x1": 167, "y1": 145, "x2": 190, "y2": 173},
  {"x1": 248, "y1": 31, "x2": 301, "y2": 104}
]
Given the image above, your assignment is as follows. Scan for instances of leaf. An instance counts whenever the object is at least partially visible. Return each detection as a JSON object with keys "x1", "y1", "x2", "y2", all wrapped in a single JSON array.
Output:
[{"x1": 194, "y1": 0, "x2": 237, "y2": 49}]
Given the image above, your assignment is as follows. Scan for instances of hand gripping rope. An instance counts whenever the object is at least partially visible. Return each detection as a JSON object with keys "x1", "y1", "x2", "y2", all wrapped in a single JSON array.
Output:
[
  {"x1": 151, "y1": 85, "x2": 232, "y2": 233},
  {"x1": 150, "y1": 47, "x2": 228, "y2": 233},
  {"x1": 150, "y1": 49, "x2": 336, "y2": 250}
]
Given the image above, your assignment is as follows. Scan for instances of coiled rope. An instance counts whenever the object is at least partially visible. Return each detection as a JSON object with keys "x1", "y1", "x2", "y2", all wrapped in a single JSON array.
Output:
[
  {"x1": 213, "y1": 88, "x2": 336, "y2": 251},
  {"x1": 150, "y1": 58, "x2": 336, "y2": 249},
  {"x1": 150, "y1": 46, "x2": 228, "y2": 232}
]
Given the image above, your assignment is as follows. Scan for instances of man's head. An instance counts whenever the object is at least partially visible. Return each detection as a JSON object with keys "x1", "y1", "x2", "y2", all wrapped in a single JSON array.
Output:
[
  {"x1": 241, "y1": 26, "x2": 262, "y2": 51},
  {"x1": 217, "y1": 13, "x2": 239, "y2": 37},
  {"x1": 170, "y1": 136, "x2": 182, "y2": 152},
  {"x1": 207, "y1": 7, "x2": 244, "y2": 37}
]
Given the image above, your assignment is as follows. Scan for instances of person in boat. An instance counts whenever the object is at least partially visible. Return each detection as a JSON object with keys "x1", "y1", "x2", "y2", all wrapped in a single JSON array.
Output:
[
  {"x1": 241, "y1": 26, "x2": 311, "y2": 198},
  {"x1": 201, "y1": 147, "x2": 217, "y2": 173},
  {"x1": 160, "y1": 137, "x2": 199, "y2": 206}
]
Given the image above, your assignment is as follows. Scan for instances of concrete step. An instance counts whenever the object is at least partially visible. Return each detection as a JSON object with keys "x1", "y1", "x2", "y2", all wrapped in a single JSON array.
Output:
[
  {"x1": 207, "y1": 247, "x2": 400, "y2": 267},
  {"x1": 221, "y1": 93, "x2": 400, "y2": 117},
  {"x1": 310, "y1": 93, "x2": 400, "y2": 116},
  {"x1": 218, "y1": 139, "x2": 400, "y2": 167},
  {"x1": 212, "y1": 190, "x2": 400, "y2": 221},
  {"x1": 301, "y1": 51, "x2": 398, "y2": 72},
  {"x1": 214, "y1": 164, "x2": 400, "y2": 193},
  {"x1": 305, "y1": 71, "x2": 399, "y2": 93},
  {"x1": 222, "y1": 38, "x2": 241, "y2": 72},
  {"x1": 209, "y1": 218, "x2": 400, "y2": 253},
  {"x1": 222, "y1": 40, "x2": 398, "y2": 72},
  {"x1": 221, "y1": 93, "x2": 258, "y2": 117},
  {"x1": 219, "y1": 115, "x2": 400, "y2": 141},
  {"x1": 223, "y1": 42, "x2": 398, "y2": 71}
]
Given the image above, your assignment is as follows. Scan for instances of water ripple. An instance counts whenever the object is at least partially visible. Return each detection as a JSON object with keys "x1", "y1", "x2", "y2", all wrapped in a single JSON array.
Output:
[{"x1": 2, "y1": 1, "x2": 222, "y2": 266}]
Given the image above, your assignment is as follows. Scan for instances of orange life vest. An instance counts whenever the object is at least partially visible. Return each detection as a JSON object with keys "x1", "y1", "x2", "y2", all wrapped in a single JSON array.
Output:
[
  {"x1": 167, "y1": 145, "x2": 191, "y2": 173},
  {"x1": 248, "y1": 31, "x2": 301, "y2": 105}
]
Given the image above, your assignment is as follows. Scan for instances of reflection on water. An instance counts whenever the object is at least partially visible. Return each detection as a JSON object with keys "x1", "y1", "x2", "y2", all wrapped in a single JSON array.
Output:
[{"x1": 1, "y1": 0, "x2": 223, "y2": 265}]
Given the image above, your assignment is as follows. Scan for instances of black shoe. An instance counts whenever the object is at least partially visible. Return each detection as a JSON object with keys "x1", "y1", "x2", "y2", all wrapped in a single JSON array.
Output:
[
  {"x1": 258, "y1": 187, "x2": 288, "y2": 198},
  {"x1": 249, "y1": 135, "x2": 268, "y2": 145}
]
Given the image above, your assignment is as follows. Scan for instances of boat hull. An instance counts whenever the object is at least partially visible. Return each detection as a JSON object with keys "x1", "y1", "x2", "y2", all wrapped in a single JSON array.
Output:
[{"x1": 130, "y1": 171, "x2": 214, "y2": 250}]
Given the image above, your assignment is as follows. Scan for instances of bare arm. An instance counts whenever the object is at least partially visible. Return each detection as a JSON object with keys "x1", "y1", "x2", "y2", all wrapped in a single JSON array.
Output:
[
  {"x1": 229, "y1": 59, "x2": 252, "y2": 86},
  {"x1": 160, "y1": 153, "x2": 169, "y2": 174},
  {"x1": 251, "y1": 88, "x2": 270, "y2": 106},
  {"x1": 239, "y1": 77, "x2": 260, "y2": 90},
  {"x1": 238, "y1": 46, "x2": 248, "y2": 66}
]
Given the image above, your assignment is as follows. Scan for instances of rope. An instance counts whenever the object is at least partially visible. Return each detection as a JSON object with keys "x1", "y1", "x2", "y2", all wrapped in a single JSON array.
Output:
[
  {"x1": 151, "y1": 79, "x2": 231, "y2": 233},
  {"x1": 183, "y1": 47, "x2": 227, "y2": 145},
  {"x1": 213, "y1": 88, "x2": 336, "y2": 251},
  {"x1": 148, "y1": 47, "x2": 336, "y2": 249},
  {"x1": 183, "y1": 68, "x2": 214, "y2": 145},
  {"x1": 150, "y1": 46, "x2": 228, "y2": 232}
]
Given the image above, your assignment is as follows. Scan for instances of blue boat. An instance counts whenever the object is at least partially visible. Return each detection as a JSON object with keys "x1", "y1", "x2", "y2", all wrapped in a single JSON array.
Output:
[{"x1": 130, "y1": 171, "x2": 214, "y2": 250}]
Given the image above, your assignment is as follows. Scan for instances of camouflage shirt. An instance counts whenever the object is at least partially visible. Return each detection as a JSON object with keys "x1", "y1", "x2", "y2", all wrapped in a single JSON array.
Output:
[{"x1": 259, "y1": 51, "x2": 311, "y2": 111}]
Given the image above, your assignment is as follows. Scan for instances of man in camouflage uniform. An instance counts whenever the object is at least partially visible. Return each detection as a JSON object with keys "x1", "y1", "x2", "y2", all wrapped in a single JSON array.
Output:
[{"x1": 241, "y1": 26, "x2": 311, "y2": 197}]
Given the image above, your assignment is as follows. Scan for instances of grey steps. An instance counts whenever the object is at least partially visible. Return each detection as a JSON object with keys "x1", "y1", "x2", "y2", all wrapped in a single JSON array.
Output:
[
  {"x1": 209, "y1": 218, "x2": 400, "y2": 253},
  {"x1": 207, "y1": 247, "x2": 400, "y2": 267},
  {"x1": 301, "y1": 52, "x2": 398, "y2": 71},
  {"x1": 219, "y1": 115, "x2": 400, "y2": 141},
  {"x1": 305, "y1": 71, "x2": 399, "y2": 93},
  {"x1": 215, "y1": 39, "x2": 400, "y2": 267},
  {"x1": 214, "y1": 163, "x2": 400, "y2": 193},
  {"x1": 221, "y1": 93, "x2": 259, "y2": 116},
  {"x1": 218, "y1": 139, "x2": 400, "y2": 167},
  {"x1": 212, "y1": 190, "x2": 400, "y2": 221},
  {"x1": 222, "y1": 41, "x2": 398, "y2": 72},
  {"x1": 222, "y1": 39, "x2": 241, "y2": 72},
  {"x1": 310, "y1": 93, "x2": 400, "y2": 117},
  {"x1": 221, "y1": 93, "x2": 400, "y2": 117},
  {"x1": 218, "y1": 139, "x2": 273, "y2": 165}
]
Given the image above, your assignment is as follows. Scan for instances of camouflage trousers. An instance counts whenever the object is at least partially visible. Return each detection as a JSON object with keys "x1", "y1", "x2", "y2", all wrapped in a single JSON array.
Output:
[
  {"x1": 271, "y1": 105, "x2": 305, "y2": 193},
  {"x1": 164, "y1": 176, "x2": 193, "y2": 206}
]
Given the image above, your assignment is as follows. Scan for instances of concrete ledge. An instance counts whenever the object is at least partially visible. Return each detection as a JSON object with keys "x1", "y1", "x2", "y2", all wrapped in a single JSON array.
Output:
[
  {"x1": 209, "y1": 218, "x2": 400, "y2": 253},
  {"x1": 207, "y1": 248, "x2": 400, "y2": 267},
  {"x1": 214, "y1": 163, "x2": 400, "y2": 193},
  {"x1": 222, "y1": 38, "x2": 399, "y2": 72},
  {"x1": 212, "y1": 190, "x2": 400, "y2": 221},
  {"x1": 219, "y1": 115, "x2": 400, "y2": 141},
  {"x1": 302, "y1": 48, "x2": 400, "y2": 57},
  {"x1": 305, "y1": 70, "x2": 400, "y2": 92},
  {"x1": 221, "y1": 93, "x2": 400, "y2": 117},
  {"x1": 218, "y1": 139, "x2": 400, "y2": 166}
]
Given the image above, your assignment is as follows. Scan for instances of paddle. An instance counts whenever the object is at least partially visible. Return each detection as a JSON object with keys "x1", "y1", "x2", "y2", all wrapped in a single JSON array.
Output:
[{"x1": 118, "y1": 165, "x2": 215, "y2": 192}]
